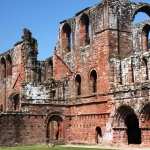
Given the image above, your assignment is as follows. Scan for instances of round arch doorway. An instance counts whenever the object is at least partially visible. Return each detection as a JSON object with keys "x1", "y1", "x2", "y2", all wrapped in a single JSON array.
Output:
[
  {"x1": 115, "y1": 105, "x2": 141, "y2": 144},
  {"x1": 125, "y1": 113, "x2": 141, "y2": 144},
  {"x1": 46, "y1": 115, "x2": 64, "y2": 143},
  {"x1": 95, "y1": 126, "x2": 102, "y2": 144}
]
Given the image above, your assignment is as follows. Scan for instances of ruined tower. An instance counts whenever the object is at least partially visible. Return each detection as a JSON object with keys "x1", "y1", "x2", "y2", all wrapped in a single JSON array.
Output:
[{"x1": 21, "y1": 28, "x2": 39, "y2": 82}]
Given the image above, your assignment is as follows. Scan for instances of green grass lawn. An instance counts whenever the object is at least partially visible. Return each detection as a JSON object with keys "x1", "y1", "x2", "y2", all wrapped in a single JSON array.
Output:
[{"x1": 0, "y1": 145, "x2": 115, "y2": 150}]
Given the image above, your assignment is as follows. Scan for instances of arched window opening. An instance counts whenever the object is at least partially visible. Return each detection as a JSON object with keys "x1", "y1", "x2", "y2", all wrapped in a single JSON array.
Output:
[
  {"x1": 90, "y1": 70, "x2": 97, "y2": 93},
  {"x1": 0, "y1": 57, "x2": 6, "y2": 79},
  {"x1": 79, "y1": 14, "x2": 90, "y2": 46},
  {"x1": 6, "y1": 54, "x2": 12, "y2": 76},
  {"x1": 61, "y1": 23, "x2": 71, "y2": 54},
  {"x1": 95, "y1": 127, "x2": 102, "y2": 144},
  {"x1": 132, "y1": 7, "x2": 150, "y2": 50},
  {"x1": 75, "y1": 74, "x2": 81, "y2": 96},
  {"x1": 142, "y1": 25, "x2": 150, "y2": 51},
  {"x1": 12, "y1": 94, "x2": 20, "y2": 111},
  {"x1": 142, "y1": 58, "x2": 149, "y2": 80}
]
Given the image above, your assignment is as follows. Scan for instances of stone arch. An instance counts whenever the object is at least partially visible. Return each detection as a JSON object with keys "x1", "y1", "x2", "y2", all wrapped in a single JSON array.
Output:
[
  {"x1": 75, "y1": 74, "x2": 81, "y2": 96},
  {"x1": 46, "y1": 113, "x2": 64, "y2": 143},
  {"x1": 6, "y1": 54, "x2": 12, "y2": 76},
  {"x1": 0, "y1": 57, "x2": 6, "y2": 79},
  {"x1": 114, "y1": 105, "x2": 141, "y2": 144},
  {"x1": 90, "y1": 69, "x2": 97, "y2": 93},
  {"x1": 79, "y1": 13, "x2": 90, "y2": 46},
  {"x1": 61, "y1": 23, "x2": 72, "y2": 54},
  {"x1": 132, "y1": 5, "x2": 150, "y2": 22}
]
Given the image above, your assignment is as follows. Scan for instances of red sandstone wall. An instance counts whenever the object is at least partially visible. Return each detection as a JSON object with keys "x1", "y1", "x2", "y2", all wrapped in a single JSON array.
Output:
[
  {"x1": 0, "y1": 114, "x2": 46, "y2": 146},
  {"x1": 53, "y1": 54, "x2": 72, "y2": 80},
  {"x1": 0, "y1": 43, "x2": 26, "y2": 112},
  {"x1": 66, "y1": 103, "x2": 110, "y2": 144},
  {"x1": 53, "y1": 14, "x2": 115, "y2": 143}
]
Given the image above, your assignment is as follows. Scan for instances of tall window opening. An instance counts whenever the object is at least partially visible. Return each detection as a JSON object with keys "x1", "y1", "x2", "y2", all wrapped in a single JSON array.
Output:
[
  {"x1": 119, "y1": 61, "x2": 122, "y2": 84},
  {"x1": 61, "y1": 23, "x2": 71, "y2": 54},
  {"x1": 75, "y1": 74, "x2": 81, "y2": 96},
  {"x1": 142, "y1": 25, "x2": 150, "y2": 51},
  {"x1": 6, "y1": 54, "x2": 12, "y2": 76},
  {"x1": 142, "y1": 58, "x2": 149, "y2": 80},
  {"x1": 12, "y1": 94, "x2": 20, "y2": 111},
  {"x1": 128, "y1": 60, "x2": 134, "y2": 83},
  {"x1": 90, "y1": 70, "x2": 97, "y2": 93},
  {"x1": 79, "y1": 14, "x2": 90, "y2": 46},
  {"x1": 0, "y1": 57, "x2": 6, "y2": 79}
]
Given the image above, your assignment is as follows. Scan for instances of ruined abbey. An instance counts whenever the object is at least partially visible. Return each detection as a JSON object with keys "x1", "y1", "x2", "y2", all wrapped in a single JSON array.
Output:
[{"x1": 0, "y1": 0, "x2": 150, "y2": 147}]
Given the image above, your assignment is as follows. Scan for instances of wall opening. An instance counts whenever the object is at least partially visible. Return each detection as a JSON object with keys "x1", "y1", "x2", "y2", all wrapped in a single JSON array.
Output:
[
  {"x1": 115, "y1": 105, "x2": 141, "y2": 145},
  {"x1": 125, "y1": 113, "x2": 141, "y2": 144},
  {"x1": 142, "y1": 58, "x2": 149, "y2": 80},
  {"x1": 0, "y1": 104, "x2": 3, "y2": 112},
  {"x1": 0, "y1": 57, "x2": 6, "y2": 79},
  {"x1": 79, "y1": 14, "x2": 90, "y2": 46},
  {"x1": 48, "y1": 59, "x2": 53, "y2": 77},
  {"x1": 142, "y1": 24, "x2": 150, "y2": 51},
  {"x1": 128, "y1": 59, "x2": 134, "y2": 83},
  {"x1": 61, "y1": 23, "x2": 72, "y2": 54},
  {"x1": 141, "y1": 103, "x2": 150, "y2": 120},
  {"x1": 133, "y1": 12, "x2": 150, "y2": 24},
  {"x1": 132, "y1": 7, "x2": 150, "y2": 50},
  {"x1": 132, "y1": 5, "x2": 150, "y2": 23},
  {"x1": 75, "y1": 74, "x2": 81, "y2": 96},
  {"x1": 119, "y1": 61, "x2": 122, "y2": 84},
  {"x1": 6, "y1": 54, "x2": 12, "y2": 76},
  {"x1": 95, "y1": 127, "x2": 102, "y2": 144},
  {"x1": 90, "y1": 70, "x2": 97, "y2": 93},
  {"x1": 46, "y1": 115, "x2": 63, "y2": 143},
  {"x1": 12, "y1": 94, "x2": 20, "y2": 111}
]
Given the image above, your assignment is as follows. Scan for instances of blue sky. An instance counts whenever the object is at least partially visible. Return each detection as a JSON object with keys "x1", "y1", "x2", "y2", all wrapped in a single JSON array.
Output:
[{"x1": 0, "y1": 0, "x2": 150, "y2": 60}]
